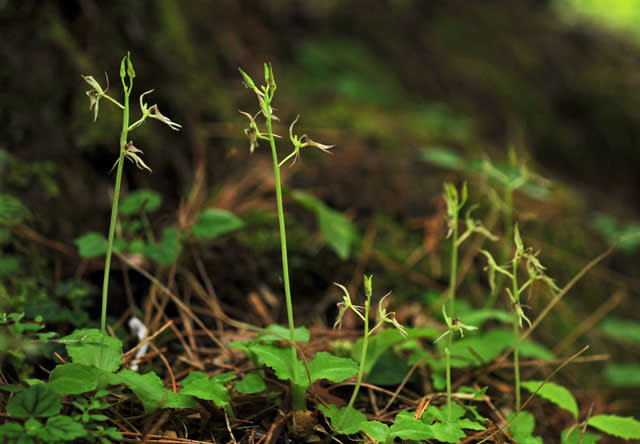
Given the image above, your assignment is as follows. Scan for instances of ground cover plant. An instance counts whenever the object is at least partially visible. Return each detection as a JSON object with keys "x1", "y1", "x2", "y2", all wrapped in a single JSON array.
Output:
[{"x1": 2, "y1": 55, "x2": 640, "y2": 444}]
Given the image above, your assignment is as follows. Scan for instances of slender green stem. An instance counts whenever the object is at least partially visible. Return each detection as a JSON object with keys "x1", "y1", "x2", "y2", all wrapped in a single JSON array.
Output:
[
  {"x1": 445, "y1": 333, "x2": 453, "y2": 422},
  {"x1": 513, "y1": 312, "x2": 521, "y2": 410},
  {"x1": 100, "y1": 86, "x2": 130, "y2": 334},
  {"x1": 511, "y1": 254, "x2": 521, "y2": 410},
  {"x1": 264, "y1": 99, "x2": 303, "y2": 410},
  {"x1": 339, "y1": 299, "x2": 370, "y2": 429},
  {"x1": 449, "y1": 215, "x2": 459, "y2": 317}
]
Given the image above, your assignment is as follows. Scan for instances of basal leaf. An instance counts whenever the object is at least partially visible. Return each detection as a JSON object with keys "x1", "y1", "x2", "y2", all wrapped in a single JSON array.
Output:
[
  {"x1": 258, "y1": 324, "x2": 310, "y2": 343},
  {"x1": 291, "y1": 190, "x2": 358, "y2": 260},
  {"x1": 44, "y1": 416, "x2": 87, "y2": 442},
  {"x1": 359, "y1": 420, "x2": 390, "y2": 442},
  {"x1": 142, "y1": 226, "x2": 181, "y2": 265},
  {"x1": 352, "y1": 329, "x2": 406, "y2": 373},
  {"x1": 521, "y1": 380, "x2": 578, "y2": 419},
  {"x1": 7, "y1": 384, "x2": 61, "y2": 418},
  {"x1": 74, "y1": 232, "x2": 107, "y2": 258},
  {"x1": 308, "y1": 352, "x2": 358, "y2": 383},
  {"x1": 49, "y1": 363, "x2": 100, "y2": 395},
  {"x1": 366, "y1": 350, "x2": 411, "y2": 385},
  {"x1": 519, "y1": 339, "x2": 555, "y2": 361},
  {"x1": 432, "y1": 422, "x2": 466, "y2": 443},
  {"x1": 249, "y1": 344, "x2": 307, "y2": 386},
  {"x1": 508, "y1": 411, "x2": 542, "y2": 444},
  {"x1": 191, "y1": 208, "x2": 244, "y2": 239},
  {"x1": 0, "y1": 423, "x2": 26, "y2": 441},
  {"x1": 180, "y1": 374, "x2": 230, "y2": 406},
  {"x1": 588, "y1": 415, "x2": 640, "y2": 440},
  {"x1": 61, "y1": 329, "x2": 122, "y2": 372},
  {"x1": 119, "y1": 189, "x2": 162, "y2": 215},
  {"x1": 112, "y1": 369, "x2": 197, "y2": 413},
  {"x1": 456, "y1": 418, "x2": 486, "y2": 431},
  {"x1": 561, "y1": 427, "x2": 601, "y2": 444},
  {"x1": 316, "y1": 206, "x2": 357, "y2": 260},
  {"x1": 389, "y1": 411, "x2": 435, "y2": 440},
  {"x1": 234, "y1": 373, "x2": 266, "y2": 394},
  {"x1": 319, "y1": 404, "x2": 367, "y2": 435}
]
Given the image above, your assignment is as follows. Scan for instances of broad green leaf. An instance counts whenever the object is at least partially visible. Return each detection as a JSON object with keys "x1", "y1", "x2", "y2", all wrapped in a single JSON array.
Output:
[
  {"x1": 74, "y1": 232, "x2": 107, "y2": 258},
  {"x1": 519, "y1": 339, "x2": 555, "y2": 361},
  {"x1": 258, "y1": 325, "x2": 310, "y2": 343},
  {"x1": 7, "y1": 384, "x2": 61, "y2": 418},
  {"x1": 447, "y1": 329, "x2": 553, "y2": 368},
  {"x1": 111, "y1": 369, "x2": 197, "y2": 413},
  {"x1": 180, "y1": 374, "x2": 230, "y2": 407},
  {"x1": 180, "y1": 371, "x2": 208, "y2": 386},
  {"x1": 366, "y1": 350, "x2": 411, "y2": 385},
  {"x1": 0, "y1": 423, "x2": 26, "y2": 441},
  {"x1": 352, "y1": 329, "x2": 406, "y2": 373},
  {"x1": 432, "y1": 422, "x2": 466, "y2": 443},
  {"x1": 389, "y1": 411, "x2": 435, "y2": 440},
  {"x1": 49, "y1": 364, "x2": 99, "y2": 395},
  {"x1": 317, "y1": 206, "x2": 357, "y2": 260},
  {"x1": 250, "y1": 344, "x2": 307, "y2": 386},
  {"x1": 24, "y1": 418, "x2": 43, "y2": 437},
  {"x1": 61, "y1": 329, "x2": 122, "y2": 372},
  {"x1": 603, "y1": 363, "x2": 640, "y2": 387},
  {"x1": 142, "y1": 226, "x2": 181, "y2": 265},
  {"x1": 588, "y1": 415, "x2": 640, "y2": 440},
  {"x1": 191, "y1": 208, "x2": 244, "y2": 239},
  {"x1": 119, "y1": 189, "x2": 162, "y2": 215},
  {"x1": 508, "y1": 411, "x2": 542, "y2": 444},
  {"x1": 292, "y1": 191, "x2": 358, "y2": 260},
  {"x1": 599, "y1": 317, "x2": 640, "y2": 345},
  {"x1": 359, "y1": 420, "x2": 390, "y2": 442},
  {"x1": 456, "y1": 418, "x2": 486, "y2": 431},
  {"x1": 308, "y1": 352, "x2": 358, "y2": 383},
  {"x1": 318, "y1": 404, "x2": 367, "y2": 435},
  {"x1": 461, "y1": 309, "x2": 513, "y2": 328},
  {"x1": 561, "y1": 427, "x2": 601, "y2": 444},
  {"x1": 521, "y1": 380, "x2": 578, "y2": 419},
  {"x1": 234, "y1": 374, "x2": 266, "y2": 394},
  {"x1": 43, "y1": 416, "x2": 87, "y2": 442}
]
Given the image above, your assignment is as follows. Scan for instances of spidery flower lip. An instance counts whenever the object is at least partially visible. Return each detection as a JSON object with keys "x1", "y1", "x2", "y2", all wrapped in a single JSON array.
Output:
[{"x1": 147, "y1": 105, "x2": 182, "y2": 131}]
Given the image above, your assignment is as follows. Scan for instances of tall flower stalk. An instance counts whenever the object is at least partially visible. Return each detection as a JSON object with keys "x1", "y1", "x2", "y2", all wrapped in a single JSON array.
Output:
[
  {"x1": 481, "y1": 225, "x2": 558, "y2": 409},
  {"x1": 440, "y1": 183, "x2": 494, "y2": 420},
  {"x1": 82, "y1": 53, "x2": 181, "y2": 334},
  {"x1": 239, "y1": 63, "x2": 333, "y2": 410},
  {"x1": 333, "y1": 276, "x2": 407, "y2": 429}
]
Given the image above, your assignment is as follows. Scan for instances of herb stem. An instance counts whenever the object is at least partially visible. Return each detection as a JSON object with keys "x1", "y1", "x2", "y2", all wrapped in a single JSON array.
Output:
[
  {"x1": 100, "y1": 81, "x2": 130, "y2": 334},
  {"x1": 264, "y1": 98, "x2": 304, "y2": 410}
]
